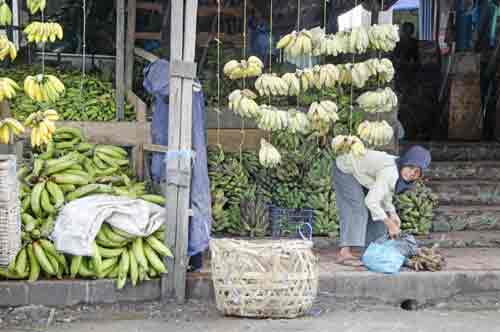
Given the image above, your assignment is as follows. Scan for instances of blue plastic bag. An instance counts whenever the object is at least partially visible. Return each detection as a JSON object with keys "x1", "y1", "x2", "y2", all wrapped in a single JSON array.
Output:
[{"x1": 362, "y1": 240, "x2": 406, "y2": 274}]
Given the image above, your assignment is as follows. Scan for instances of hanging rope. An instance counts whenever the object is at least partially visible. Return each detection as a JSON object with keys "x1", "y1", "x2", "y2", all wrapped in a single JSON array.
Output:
[
  {"x1": 216, "y1": 0, "x2": 222, "y2": 149},
  {"x1": 348, "y1": 0, "x2": 358, "y2": 135},
  {"x1": 296, "y1": 0, "x2": 301, "y2": 110},
  {"x1": 267, "y1": 0, "x2": 273, "y2": 142},
  {"x1": 80, "y1": 0, "x2": 87, "y2": 113},
  {"x1": 41, "y1": 10, "x2": 45, "y2": 75},
  {"x1": 377, "y1": 0, "x2": 384, "y2": 122},
  {"x1": 239, "y1": 0, "x2": 248, "y2": 163}
]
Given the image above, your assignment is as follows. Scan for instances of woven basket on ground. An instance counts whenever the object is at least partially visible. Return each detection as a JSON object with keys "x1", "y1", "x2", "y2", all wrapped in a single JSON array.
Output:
[
  {"x1": 0, "y1": 155, "x2": 20, "y2": 267},
  {"x1": 209, "y1": 238, "x2": 319, "y2": 318}
]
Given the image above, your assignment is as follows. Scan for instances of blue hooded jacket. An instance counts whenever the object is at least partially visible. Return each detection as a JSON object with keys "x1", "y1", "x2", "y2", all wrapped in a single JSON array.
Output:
[{"x1": 395, "y1": 146, "x2": 432, "y2": 194}]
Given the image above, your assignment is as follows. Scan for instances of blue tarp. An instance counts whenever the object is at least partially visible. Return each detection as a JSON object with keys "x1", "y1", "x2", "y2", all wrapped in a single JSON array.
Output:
[
  {"x1": 391, "y1": 0, "x2": 419, "y2": 11},
  {"x1": 143, "y1": 59, "x2": 212, "y2": 257}
]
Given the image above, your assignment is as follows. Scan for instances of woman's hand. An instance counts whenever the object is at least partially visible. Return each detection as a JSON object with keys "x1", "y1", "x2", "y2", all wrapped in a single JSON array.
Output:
[
  {"x1": 383, "y1": 218, "x2": 401, "y2": 239},
  {"x1": 389, "y1": 212, "x2": 401, "y2": 228}
]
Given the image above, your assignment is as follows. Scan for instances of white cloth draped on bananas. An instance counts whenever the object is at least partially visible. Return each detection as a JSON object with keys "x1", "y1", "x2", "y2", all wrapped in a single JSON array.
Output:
[
  {"x1": 258, "y1": 138, "x2": 281, "y2": 168},
  {"x1": 0, "y1": 1, "x2": 12, "y2": 26},
  {"x1": 308, "y1": 101, "x2": 339, "y2": 136},
  {"x1": 356, "y1": 87, "x2": 398, "y2": 113},
  {"x1": 332, "y1": 135, "x2": 366, "y2": 158},
  {"x1": 357, "y1": 120, "x2": 394, "y2": 146},
  {"x1": 0, "y1": 35, "x2": 17, "y2": 61},
  {"x1": 223, "y1": 56, "x2": 264, "y2": 80}
]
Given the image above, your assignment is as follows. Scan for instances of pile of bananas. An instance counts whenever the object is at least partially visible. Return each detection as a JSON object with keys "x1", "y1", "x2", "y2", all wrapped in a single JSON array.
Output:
[
  {"x1": 0, "y1": 117, "x2": 24, "y2": 144},
  {"x1": 356, "y1": 87, "x2": 398, "y2": 113},
  {"x1": 357, "y1": 120, "x2": 394, "y2": 146},
  {"x1": 332, "y1": 135, "x2": 366, "y2": 158},
  {"x1": 259, "y1": 138, "x2": 281, "y2": 168},
  {"x1": 24, "y1": 109, "x2": 59, "y2": 147},
  {"x1": 288, "y1": 109, "x2": 310, "y2": 134},
  {"x1": 71, "y1": 225, "x2": 171, "y2": 289},
  {"x1": 26, "y1": 0, "x2": 46, "y2": 15},
  {"x1": 0, "y1": 35, "x2": 16, "y2": 61},
  {"x1": 5, "y1": 66, "x2": 135, "y2": 121},
  {"x1": 24, "y1": 74, "x2": 65, "y2": 103},
  {"x1": 407, "y1": 246, "x2": 445, "y2": 272},
  {"x1": 256, "y1": 105, "x2": 290, "y2": 131},
  {"x1": 24, "y1": 22, "x2": 64, "y2": 44},
  {"x1": 0, "y1": 77, "x2": 19, "y2": 102},
  {"x1": 255, "y1": 74, "x2": 288, "y2": 97},
  {"x1": 277, "y1": 30, "x2": 313, "y2": 57},
  {"x1": 0, "y1": 0, "x2": 12, "y2": 26},
  {"x1": 395, "y1": 181, "x2": 438, "y2": 236},
  {"x1": 368, "y1": 24, "x2": 400, "y2": 52},
  {"x1": 308, "y1": 100, "x2": 339, "y2": 136},
  {"x1": 223, "y1": 56, "x2": 263, "y2": 80},
  {"x1": 227, "y1": 89, "x2": 258, "y2": 118}
]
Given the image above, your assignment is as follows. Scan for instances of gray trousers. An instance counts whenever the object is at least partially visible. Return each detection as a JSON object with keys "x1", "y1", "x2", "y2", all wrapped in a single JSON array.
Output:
[{"x1": 333, "y1": 163, "x2": 387, "y2": 248}]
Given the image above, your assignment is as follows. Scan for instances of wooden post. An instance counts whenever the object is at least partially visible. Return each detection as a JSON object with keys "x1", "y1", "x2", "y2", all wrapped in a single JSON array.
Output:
[
  {"x1": 163, "y1": 0, "x2": 198, "y2": 304},
  {"x1": 115, "y1": 0, "x2": 126, "y2": 120},
  {"x1": 125, "y1": 0, "x2": 137, "y2": 90}
]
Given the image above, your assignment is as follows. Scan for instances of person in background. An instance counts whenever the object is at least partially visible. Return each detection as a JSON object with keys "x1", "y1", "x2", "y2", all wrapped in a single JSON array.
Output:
[
  {"x1": 333, "y1": 146, "x2": 431, "y2": 267},
  {"x1": 394, "y1": 22, "x2": 420, "y2": 66}
]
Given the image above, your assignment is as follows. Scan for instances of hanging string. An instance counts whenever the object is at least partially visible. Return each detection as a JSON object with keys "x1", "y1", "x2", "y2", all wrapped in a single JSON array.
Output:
[
  {"x1": 80, "y1": 0, "x2": 87, "y2": 113},
  {"x1": 41, "y1": 10, "x2": 45, "y2": 75},
  {"x1": 348, "y1": 0, "x2": 358, "y2": 135},
  {"x1": 296, "y1": 0, "x2": 301, "y2": 110},
  {"x1": 239, "y1": 0, "x2": 248, "y2": 163},
  {"x1": 216, "y1": 0, "x2": 222, "y2": 149},
  {"x1": 377, "y1": 0, "x2": 384, "y2": 122},
  {"x1": 267, "y1": 0, "x2": 273, "y2": 142}
]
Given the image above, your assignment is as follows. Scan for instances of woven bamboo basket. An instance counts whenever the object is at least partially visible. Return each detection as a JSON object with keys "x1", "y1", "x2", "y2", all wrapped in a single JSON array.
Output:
[
  {"x1": 209, "y1": 239, "x2": 319, "y2": 318},
  {"x1": 0, "y1": 155, "x2": 20, "y2": 266}
]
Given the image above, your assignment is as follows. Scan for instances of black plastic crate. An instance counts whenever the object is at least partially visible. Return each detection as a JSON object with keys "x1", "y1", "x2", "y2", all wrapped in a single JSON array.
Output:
[{"x1": 269, "y1": 206, "x2": 315, "y2": 240}]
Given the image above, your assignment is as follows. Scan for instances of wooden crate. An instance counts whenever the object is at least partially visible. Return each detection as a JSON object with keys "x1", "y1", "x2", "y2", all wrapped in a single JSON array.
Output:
[{"x1": 447, "y1": 76, "x2": 482, "y2": 140}]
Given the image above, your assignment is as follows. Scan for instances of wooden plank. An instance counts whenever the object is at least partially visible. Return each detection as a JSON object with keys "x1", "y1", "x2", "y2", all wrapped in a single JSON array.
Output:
[
  {"x1": 197, "y1": 6, "x2": 240, "y2": 17},
  {"x1": 163, "y1": 0, "x2": 184, "y2": 301},
  {"x1": 207, "y1": 129, "x2": 264, "y2": 151},
  {"x1": 136, "y1": 1, "x2": 162, "y2": 12},
  {"x1": 134, "y1": 47, "x2": 159, "y2": 62},
  {"x1": 448, "y1": 75, "x2": 482, "y2": 141},
  {"x1": 126, "y1": 90, "x2": 147, "y2": 122},
  {"x1": 115, "y1": 0, "x2": 126, "y2": 120},
  {"x1": 173, "y1": 0, "x2": 198, "y2": 304},
  {"x1": 125, "y1": 0, "x2": 137, "y2": 90},
  {"x1": 135, "y1": 32, "x2": 162, "y2": 40}
]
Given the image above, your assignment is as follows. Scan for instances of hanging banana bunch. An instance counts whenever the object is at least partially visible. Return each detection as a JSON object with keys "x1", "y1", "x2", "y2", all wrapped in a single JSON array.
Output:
[
  {"x1": 315, "y1": 64, "x2": 340, "y2": 89},
  {"x1": 357, "y1": 120, "x2": 394, "y2": 146},
  {"x1": 348, "y1": 26, "x2": 370, "y2": 54},
  {"x1": 26, "y1": 0, "x2": 47, "y2": 15},
  {"x1": 254, "y1": 73, "x2": 288, "y2": 97},
  {"x1": 24, "y1": 22, "x2": 64, "y2": 44},
  {"x1": 0, "y1": 0, "x2": 12, "y2": 26},
  {"x1": 281, "y1": 73, "x2": 301, "y2": 96},
  {"x1": 24, "y1": 110, "x2": 59, "y2": 147},
  {"x1": 0, "y1": 77, "x2": 19, "y2": 102},
  {"x1": 295, "y1": 68, "x2": 315, "y2": 92},
  {"x1": 356, "y1": 87, "x2": 398, "y2": 113},
  {"x1": 256, "y1": 105, "x2": 290, "y2": 131},
  {"x1": 368, "y1": 24, "x2": 400, "y2": 52},
  {"x1": 24, "y1": 74, "x2": 65, "y2": 103},
  {"x1": 332, "y1": 135, "x2": 366, "y2": 158},
  {"x1": 308, "y1": 101, "x2": 339, "y2": 136},
  {"x1": 0, "y1": 35, "x2": 16, "y2": 61},
  {"x1": 223, "y1": 56, "x2": 264, "y2": 80},
  {"x1": 313, "y1": 33, "x2": 348, "y2": 57},
  {"x1": 259, "y1": 138, "x2": 281, "y2": 168},
  {"x1": 0, "y1": 118, "x2": 24, "y2": 144},
  {"x1": 228, "y1": 89, "x2": 259, "y2": 118},
  {"x1": 287, "y1": 109, "x2": 310, "y2": 134},
  {"x1": 277, "y1": 29, "x2": 313, "y2": 57}
]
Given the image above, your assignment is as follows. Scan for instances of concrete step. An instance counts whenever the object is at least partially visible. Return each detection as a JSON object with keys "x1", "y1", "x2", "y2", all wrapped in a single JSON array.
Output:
[
  {"x1": 427, "y1": 161, "x2": 500, "y2": 181},
  {"x1": 401, "y1": 141, "x2": 500, "y2": 161},
  {"x1": 433, "y1": 205, "x2": 500, "y2": 232},
  {"x1": 427, "y1": 180, "x2": 500, "y2": 205}
]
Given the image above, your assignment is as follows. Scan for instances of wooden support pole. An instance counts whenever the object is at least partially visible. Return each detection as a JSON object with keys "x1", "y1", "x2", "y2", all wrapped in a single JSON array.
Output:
[
  {"x1": 125, "y1": 0, "x2": 137, "y2": 90},
  {"x1": 116, "y1": 0, "x2": 126, "y2": 120}
]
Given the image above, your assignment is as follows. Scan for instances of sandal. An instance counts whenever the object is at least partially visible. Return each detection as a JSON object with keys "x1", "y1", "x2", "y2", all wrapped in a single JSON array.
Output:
[{"x1": 336, "y1": 257, "x2": 363, "y2": 267}]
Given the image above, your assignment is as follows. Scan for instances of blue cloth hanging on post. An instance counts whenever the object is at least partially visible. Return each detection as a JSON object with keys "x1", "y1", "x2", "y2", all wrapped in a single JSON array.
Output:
[{"x1": 143, "y1": 59, "x2": 212, "y2": 257}]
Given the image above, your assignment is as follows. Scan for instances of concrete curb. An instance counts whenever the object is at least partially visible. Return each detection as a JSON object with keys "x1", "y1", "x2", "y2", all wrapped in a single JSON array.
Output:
[{"x1": 2, "y1": 270, "x2": 500, "y2": 307}]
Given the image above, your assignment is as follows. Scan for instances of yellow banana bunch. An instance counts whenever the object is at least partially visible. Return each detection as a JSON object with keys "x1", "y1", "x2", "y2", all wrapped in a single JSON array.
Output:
[
  {"x1": 281, "y1": 73, "x2": 301, "y2": 96},
  {"x1": 256, "y1": 105, "x2": 290, "y2": 131},
  {"x1": 258, "y1": 138, "x2": 281, "y2": 168},
  {"x1": 26, "y1": 0, "x2": 46, "y2": 15},
  {"x1": 368, "y1": 24, "x2": 400, "y2": 52},
  {"x1": 296, "y1": 68, "x2": 315, "y2": 92},
  {"x1": 332, "y1": 135, "x2": 366, "y2": 158},
  {"x1": 24, "y1": 22, "x2": 64, "y2": 44},
  {"x1": 313, "y1": 33, "x2": 348, "y2": 56},
  {"x1": 254, "y1": 73, "x2": 288, "y2": 97},
  {"x1": 0, "y1": 77, "x2": 19, "y2": 102},
  {"x1": 227, "y1": 89, "x2": 259, "y2": 118},
  {"x1": 308, "y1": 101, "x2": 339, "y2": 136},
  {"x1": 356, "y1": 87, "x2": 398, "y2": 113},
  {"x1": 24, "y1": 74, "x2": 65, "y2": 102},
  {"x1": 0, "y1": 35, "x2": 17, "y2": 61},
  {"x1": 25, "y1": 110, "x2": 59, "y2": 147},
  {"x1": 0, "y1": 1, "x2": 12, "y2": 26},
  {"x1": 277, "y1": 29, "x2": 313, "y2": 57},
  {"x1": 223, "y1": 56, "x2": 263, "y2": 80},
  {"x1": 288, "y1": 109, "x2": 310, "y2": 134},
  {"x1": 0, "y1": 118, "x2": 24, "y2": 144},
  {"x1": 357, "y1": 120, "x2": 394, "y2": 146},
  {"x1": 316, "y1": 64, "x2": 340, "y2": 89}
]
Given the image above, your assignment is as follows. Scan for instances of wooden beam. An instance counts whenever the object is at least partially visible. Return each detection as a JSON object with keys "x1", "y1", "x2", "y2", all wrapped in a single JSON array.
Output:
[
  {"x1": 115, "y1": 0, "x2": 126, "y2": 120},
  {"x1": 136, "y1": 1, "x2": 163, "y2": 12},
  {"x1": 126, "y1": 90, "x2": 147, "y2": 122},
  {"x1": 125, "y1": 0, "x2": 137, "y2": 90},
  {"x1": 134, "y1": 47, "x2": 159, "y2": 62},
  {"x1": 135, "y1": 32, "x2": 162, "y2": 40}
]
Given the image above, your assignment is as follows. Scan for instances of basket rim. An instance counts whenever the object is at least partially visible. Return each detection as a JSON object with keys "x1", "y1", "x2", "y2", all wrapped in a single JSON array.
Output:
[{"x1": 209, "y1": 238, "x2": 313, "y2": 250}]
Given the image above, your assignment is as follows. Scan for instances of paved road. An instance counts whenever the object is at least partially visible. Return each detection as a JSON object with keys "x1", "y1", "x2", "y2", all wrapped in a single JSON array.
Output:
[{"x1": 4, "y1": 309, "x2": 500, "y2": 332}]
